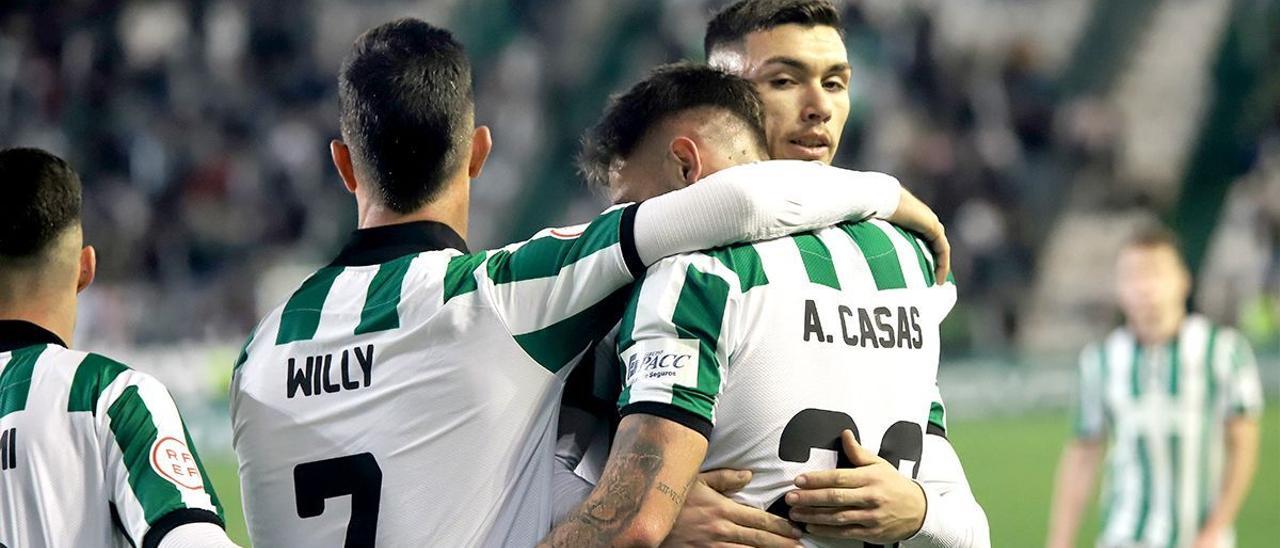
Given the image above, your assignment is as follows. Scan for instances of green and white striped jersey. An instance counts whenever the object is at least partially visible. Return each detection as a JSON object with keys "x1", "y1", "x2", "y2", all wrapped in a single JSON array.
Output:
[
  {"x1": 0, "y1": 323, "x2": 224, "y2": 548},
  {"x1": 616, "y1": 218, "x2": 954, "y2": 545},
  {"x1": 230, "y1": 212, "x2": 643, "y2": 548},
  {"x1": 1075, "y1": 315, "x2": 1264, "y2": 548},
  {"x1": 229, "y1": 162, "x2": 905, "y2": 547}
]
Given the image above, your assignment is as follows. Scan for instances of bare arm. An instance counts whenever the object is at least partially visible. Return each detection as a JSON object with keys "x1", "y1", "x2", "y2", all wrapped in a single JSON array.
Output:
[
  {"x1": 1194, "y1": 417, "x2": 1261, "y2": 547},
  {"x1": 1046, "y1": 438, "x2": 1105, "y2": 548},
  {"x1": 540, "y1": 414, "x2": 709, "y2": 548}
]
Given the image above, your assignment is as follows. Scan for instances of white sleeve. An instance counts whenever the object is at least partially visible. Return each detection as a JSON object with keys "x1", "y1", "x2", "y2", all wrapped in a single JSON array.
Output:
[
  {"x1": 633, "y1": 160, "x2": 901, "y2": 265},
  {"x1": 157, "y1": 522, "x2": 240, "y2": 548},
  {"x1": 904, "y1": 434, "x2": 990, "y2": 548}
]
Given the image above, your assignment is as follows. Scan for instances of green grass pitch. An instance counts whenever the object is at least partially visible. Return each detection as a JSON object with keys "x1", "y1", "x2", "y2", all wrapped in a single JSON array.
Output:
[{"x1": 206, "y1": 407, "x2": 1278, "y2": 546}]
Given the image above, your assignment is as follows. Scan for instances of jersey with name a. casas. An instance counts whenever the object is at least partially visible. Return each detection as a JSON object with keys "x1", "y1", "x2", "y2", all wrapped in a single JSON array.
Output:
[
  {"x1": 1074, "y1": 314, "x2": 1264, "y2": 548},
  {"x1": 617, "y1": 219, "x2": 953, "y2": 545},
  {"x1": 230, "y1": 209, "x2": 653, "y2": 548},
  {"x1": 0, "y1": 339, "x2": 225, "y2": 548}
]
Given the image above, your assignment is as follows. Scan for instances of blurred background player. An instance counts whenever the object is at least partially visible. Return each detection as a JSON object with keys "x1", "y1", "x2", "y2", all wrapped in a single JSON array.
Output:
[
  {"x1": 0, "y1": 147, "x2": 237, "y2": 548},
  {"x1": 547, "y1": 62, "x2": 986, "y2": 548},
  {"x1": 1047, "y1": 225, "x2": 1264, "y2": 548},
  {"x1": 229, "y1": 18, "x2": 943, "y2": 547}
]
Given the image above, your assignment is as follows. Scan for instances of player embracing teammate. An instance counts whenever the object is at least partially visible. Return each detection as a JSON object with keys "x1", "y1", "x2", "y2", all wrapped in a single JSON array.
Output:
[
  {"x1": 548, "y1": 2, "x2": 988, "y2": 547},
  {"x1": 228, "y1": 12, "x2": 955, "y2": 548}
]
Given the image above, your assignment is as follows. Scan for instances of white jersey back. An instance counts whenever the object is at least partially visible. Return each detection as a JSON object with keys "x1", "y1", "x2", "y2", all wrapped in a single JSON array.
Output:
[
  {"x1": 0, "y1": 327, "x2": 225, "y2": 548},
  {"x1": 1074, "y1": 315, "x2": 1264, "y2": 548},
  {"x1": 231, "y1": 212, "x2": 647, "y2": 547},
  {"x1": 617, "y1": 220, "x2": 953, "y2": 548}
]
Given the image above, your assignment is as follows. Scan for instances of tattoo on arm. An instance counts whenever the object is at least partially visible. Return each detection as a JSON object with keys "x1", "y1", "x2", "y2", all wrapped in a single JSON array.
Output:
[
  {"x1": 542, "y1": 420, "x2": 688, "y2": 547},
  {"x1": 655, "y1": 481, "x2": 687, "y2": 507}
]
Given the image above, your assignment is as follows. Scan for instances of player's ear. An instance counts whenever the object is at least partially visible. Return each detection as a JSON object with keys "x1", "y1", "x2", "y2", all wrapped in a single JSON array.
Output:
[
  {"x1": 468, "y1": 126, "x2": 492, "y2": 179},
  {"x1": 331, "y1": 140, "x2": 359, "y2": 195},
  {"x1": 76, "y1": 245, "x2": 96, "y2": 294},
  {"x1": 669, "y1": 136, "x2": 702, "y2": 185}
]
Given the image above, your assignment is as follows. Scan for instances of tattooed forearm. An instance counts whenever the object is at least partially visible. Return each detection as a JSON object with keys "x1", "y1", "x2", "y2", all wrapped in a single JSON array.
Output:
[
  {"x1": 541, "y1": 417, "x2": 698, "y2": 548},
  {"x1": 655, "y1": 482, "x2": 685, "y2": 506},
  {"x1": 544, "y1": 438, "x2": 663, "y2": 546}
]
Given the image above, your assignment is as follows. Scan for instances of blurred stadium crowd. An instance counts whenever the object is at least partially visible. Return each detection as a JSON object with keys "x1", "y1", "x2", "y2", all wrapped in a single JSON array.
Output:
[{"x1": 0, "y1": 0, "x2": 1276, "y2": 355}]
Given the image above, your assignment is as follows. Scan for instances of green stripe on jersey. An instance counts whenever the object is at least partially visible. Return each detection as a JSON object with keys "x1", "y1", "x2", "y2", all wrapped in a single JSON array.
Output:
[
  {"x1": 1168, "y1": 339, "x2": 1181, "y2": 395},
  {"x1": 928, "y1": 401, "x2": 947, "y2": 432},
  {"x1": 671, "y1": 385, "x2": 716, "y2": 420},
  {"x1": 107, "y1": 385, "x2": 185, "y2": 524},
  {"x1": 276, "y1": 266, "x2": 344, "y2": 345},
  {"x1": 1134, "y1": 435, "x2": 1152, "y2": 541},
  {"x1": 181, "y1": 416, "x2": 224, "y2": 521},
  {"x1": 842, "y1": 222, "x2": 907, "y2": 290},
  {"x1": 1198, "y1": 326, "x2": 1218, "y2": 526},
  {"x1": 68, "y1": 353, "x2": 130, "y2": 414},
  {"x1": 616, "y1": 277, "x2": 648, "y2": 355},
  {"x1": 669, "y1": 265, "x2": 731, "y2": 420},
  {"x1": 232, "y1": 330, "x2": 255, "y2": 374},
  {"x1": 707, "y1": 245, "x2": 769, "y2": 292},
  {"x1": 514, "y1": 288, "x2": 632, "y2": 373},
  {"x1": 893, "y1": 225, "x2": 935, "y2": 286},
  {"x1": 355, "y1": 254, "x2": 416, "y2": 335},
  {"x1": 1130, "y1": 343, "x2": 1144, "y2": 398},
  {"x1": 487, "y1": 208, "x2": 624, "y2": 285},
  {"x1": 791, "y1": 234, "x2": 840, "y2": 290},
  {"x1": 443, "y1": 252, "x2": 487, "y2": 304},
  {"x1": 0, "y1": 345, "x2": 46, "y2": 419}
]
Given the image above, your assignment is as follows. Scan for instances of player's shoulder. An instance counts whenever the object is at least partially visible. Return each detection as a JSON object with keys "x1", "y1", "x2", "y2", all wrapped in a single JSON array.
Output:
[
  {"x1": 1185, "y1": 313, "x2": 1241, "y2": 341},
  {"x1": 1191, "y1": 315, "x2": 1253, "y2": 356},
  {"x1": 44, "y1": 347, "x2": 164, "y2": 412},
  {"x1": 648, "y1": 245, "x2": 750, "y2": 291},
  {"x1": 22, "y1": 344, "x2": 132, "y2": 378},
  {"x1": 1088, "y1": 327, "x2": 1128, "y2": 355}
]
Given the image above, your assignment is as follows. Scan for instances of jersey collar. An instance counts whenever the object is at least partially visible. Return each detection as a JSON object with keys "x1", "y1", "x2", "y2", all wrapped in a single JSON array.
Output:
[
  {"x1": 330, "y1": 221, "x2": 469, "y2": 267},
  {"x1": 0, "y1": 320, "x2": 67, "y2": 352}
]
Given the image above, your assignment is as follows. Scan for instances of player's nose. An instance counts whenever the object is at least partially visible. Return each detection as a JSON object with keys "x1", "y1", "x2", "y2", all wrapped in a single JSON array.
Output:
[{"x1": 801, "y1": 83, "x2": 834, "y2": 124}]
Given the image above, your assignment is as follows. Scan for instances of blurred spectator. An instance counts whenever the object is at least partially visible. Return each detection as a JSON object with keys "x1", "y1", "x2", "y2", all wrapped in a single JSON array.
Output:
[{"x1": 1, "y1": 0, "x2": 1272, "y2": 356}]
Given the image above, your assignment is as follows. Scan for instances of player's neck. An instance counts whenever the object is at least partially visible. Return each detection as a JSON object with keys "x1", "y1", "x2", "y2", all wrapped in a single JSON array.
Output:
[
  {"x1": 357, "y1": 176, "x2": 470, "y2": 240},
  {"x1": 0, "y1": 293, "x2": 76, "y2": 347},
  {"x1": 1129, "y1": 310, "x2": 1185, "y2": 347}
]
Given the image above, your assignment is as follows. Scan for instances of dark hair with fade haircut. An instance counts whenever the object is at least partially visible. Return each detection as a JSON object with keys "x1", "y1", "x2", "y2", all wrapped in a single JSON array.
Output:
[
  {"x1": 704, "y1": 0, "x2": 843, "y2": 59},
  {"x1": 0, "y1": 147, "x2": 83, "y2": 259},
  {"x1": 579, "y1": 62, "x2": 768, "y2": 188},
  {"x1": 338, "y1": 18, "x2": 474, "y2": 214}
]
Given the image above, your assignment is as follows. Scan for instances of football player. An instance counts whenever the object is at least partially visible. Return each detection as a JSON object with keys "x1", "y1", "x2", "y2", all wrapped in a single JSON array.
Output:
[
  {"x1": 229, "y1": 18, "x2": 948, "y2": 547},
  {"x1": 0, "y1": 148, "x2": 237, "y2": 547}
]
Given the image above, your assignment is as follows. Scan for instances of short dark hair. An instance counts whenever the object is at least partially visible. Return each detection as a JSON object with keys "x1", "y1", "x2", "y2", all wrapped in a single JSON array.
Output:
[
  {"x1": 579, "y1": 63, "x2": 768, "y2": 188},
  {"x1": 339, "y1": 18, "x2": 474, "y2": 214},
  {"x1": 705, "y1": 0, "x2": 843, "y2": 59},
  {"x1": 0, "y1": 147, "x2": 82, "y2": 259},
  {"x1": 1126, "y1": 223, "x2": 1182, "y2": 253}
]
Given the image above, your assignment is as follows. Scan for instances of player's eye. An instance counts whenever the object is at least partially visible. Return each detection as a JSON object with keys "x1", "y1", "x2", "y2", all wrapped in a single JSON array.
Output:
[
  {"x1": 823, "y1": 79, "x2": 848, "y2": 92},
  {"x1": 770, "y1": 77, "x2": 798, "y2": 89}
]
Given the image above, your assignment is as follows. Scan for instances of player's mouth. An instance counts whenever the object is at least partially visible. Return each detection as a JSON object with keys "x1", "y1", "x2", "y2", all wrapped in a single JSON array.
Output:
[{"x1": 784, "y1": 134, "x2": 831, "y2": 161}]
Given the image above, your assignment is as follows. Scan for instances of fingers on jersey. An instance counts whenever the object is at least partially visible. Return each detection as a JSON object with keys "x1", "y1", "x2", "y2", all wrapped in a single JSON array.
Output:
[
  {"x1": 697, "y1": 469, "x2": 752, "y2": 493},
  {"x1": 717, "y1": 498, "x2": 802, "y2": 540},
  {"x1": 785, "y1": 485, "x2": 880, "y2": 508},
  {"x1": 788, "y1": 506, "x2": 878, "y2": 527},
  {"x1": 839, "y1": 429, "x2": 881, "y2": 466}
]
